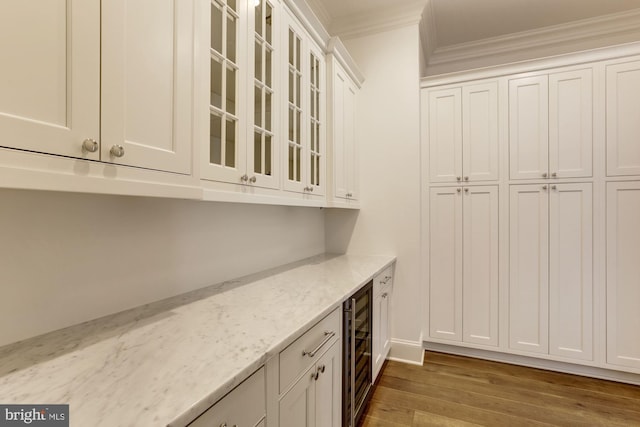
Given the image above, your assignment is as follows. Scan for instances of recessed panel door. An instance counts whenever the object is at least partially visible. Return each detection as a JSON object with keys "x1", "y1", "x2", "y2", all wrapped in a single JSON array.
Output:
[
  {"x1": 463, "y1": 82, "x2": 499, "y2": 182},
  {"x1": 429, "y1": 88, "x2": 462, "y2": 183},
  {"x1": 0, "y1": 0, "x2": 100, "y2": 159}
]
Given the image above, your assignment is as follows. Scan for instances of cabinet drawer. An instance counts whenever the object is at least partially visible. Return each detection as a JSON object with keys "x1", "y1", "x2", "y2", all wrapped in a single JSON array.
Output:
[
  {"x1": 279, "y1": 308, "x2": 340, "y2": 393},
  {"x1": 189, "y1": 367, "x2": 265, "y2": 427},
  {"x1": 374, "y1": 266, "x2": 394, "y2": 296}
]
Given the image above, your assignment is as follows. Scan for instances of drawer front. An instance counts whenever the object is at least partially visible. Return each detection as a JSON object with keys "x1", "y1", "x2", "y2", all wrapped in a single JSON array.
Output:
[
  {"x1": 279, "y1": 308, "x2": 340, "y2": 393},
  {"x1": 374, "y1": 266, "x2": 394, "y2": 296},
  {"x1": 189, "y1": 367, "x2": 265, "y2": 427}
]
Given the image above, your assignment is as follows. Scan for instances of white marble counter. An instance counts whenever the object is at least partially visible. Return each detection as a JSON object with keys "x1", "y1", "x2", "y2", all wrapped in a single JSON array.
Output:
[{"x1": 0, "y1": 254, "x2": 395, "y2": 426}]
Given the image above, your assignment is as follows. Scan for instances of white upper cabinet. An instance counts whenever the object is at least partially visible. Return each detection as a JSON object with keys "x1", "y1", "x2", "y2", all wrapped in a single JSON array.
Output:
[
  {"x1": 549, "y1": 69, "x2": 593, "y2": 179},
  {"x1": 0, "y1": 0, "x2": 99, "y2": 160},
  {"x1": 510, "y1": 69, "x2": 593, "y2": 180},
  {"x1": 607, "y1": 181, "x2": 640, "y2": 369},
  {"x1": 428, "y1": 82, "x2": 498, "y2": 184},
  {"x1": 606, "y1": 61, "x2": 640, "y2": 177},
  {"x1": 509, "y1": 76, "x2": 549, "y2": 180},
  {"x1": 462, "y1": 82, "x2": 499, "y2": 182},
  {"x1": 428, "y1": 88, "x2": 462, "y2": 183},
  {"x1": 102, "y1": 0, "x2": 193, "y2": 174}
]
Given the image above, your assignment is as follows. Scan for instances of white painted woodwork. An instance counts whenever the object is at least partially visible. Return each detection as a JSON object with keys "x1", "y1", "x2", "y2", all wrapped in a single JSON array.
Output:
[
  {"x1": 189, "y1": 367, "x2": 265, "y2": 426},
  {"x1": 279, "y1": 365, "x2": 316, "y2": 427},
  {"x1": 101, "y1": 0, "x2": 193, "y2": 174},
  {"x1": 606, "y1": 181, "x2": 640, "y2": 369},
  {"x1": 549, "y1": 69, "x2": 593, "y2": 179},
  {"x1": 373, "y1": 270, "x2": 392, "y2": 381},
  {"x1": 345, "y1": 81, "x2": 358, "y2": 200},
  {"x1": 428, "y1": 88, "x2": 462, "y2": 183},
  {"x1": 509, "y1": 184, "x2": 549, "y2": 353},
  {"x1": 333, "y1": 66, "x2": 348, "y2": 199},
  {"x1": 307, "y1": 42, "x2": 326, "y2": 197},
  {"x1": 462, "y1": 82, "x2": 499, "y2": 182},
  {"x1": 0, "y1": 0, "x2": 100, "y2": 160},
  {"x1": 314, "y1": 341, "x2": 341, "y2": 427},
  {"x1": 606, "y1": 61, "x2": 640, "y2": 177},
  {"x1": 462, "y1": 185, "x2": 499, "y2": 347},
  {"x1": 509, "y1": 76, "x2": 549, "y2": 180},
  {"x1": 549, "y1": 183, "x2": 593, "y2": 360},
  {"x1": 429, "y1": 187, "x2": 463, "y2": 341}
]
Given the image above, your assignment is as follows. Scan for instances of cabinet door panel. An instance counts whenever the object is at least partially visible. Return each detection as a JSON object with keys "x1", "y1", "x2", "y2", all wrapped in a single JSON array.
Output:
[
  {"x1": 102, "y1": 0, "x2": 193, "y2": 174},
  {"x1": 345, "y1": 82, "x2": 358, "y2": 200},
  {"x1": 509, "y1": 185, "x2": 549, "y2": 353},
  {"x1": 315, "y1": 343, "x2": 341, "y2": 427},
  {"x1": 429, "y1": 88, "x2": 462, "y2": 183},
  {"x1": 332, "y1": 67, "x2": 347, "y2": 199},
  {"x1": 509, "y1": 76, "x2": 549, "y2": 180},
  {"x1": 463, "y1": 82, "x2": 499, "y2": 182},
  {"x1": 549, "y1": 183, "x2": 593, "y2": 360},
  {"x1": 606, "y1": 61, "x2": 640, "y2": 177},
  {"x1": 0, "y1": 0, "x2": 99, "y2": 159},
  {"x1": 549, "y1": 69, "x2": 593, "y2": 179},
  {"x1": 463, "y1": 186, "x2": 499, "y2": 347},
  {"x1": 280, "y1": 366, "x2": 316, "y2": 427},
  {"x1": 429, "y1": 187, "x2": 463, "y2": 341},
  {"x1": 607, "y1": 182, "x2": 640, "y2": 369}
]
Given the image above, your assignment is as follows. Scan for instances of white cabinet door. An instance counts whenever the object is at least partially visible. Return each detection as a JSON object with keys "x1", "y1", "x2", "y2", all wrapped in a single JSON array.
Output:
[
  {"x1": 509, "y1": 184, "x2": 549, "y2": 353},
  {"x1": 462, "y1": 82, "x2": 499, "y2": 182},
  {"x1": 345, "y1": 81, "x2": 358, "y2": 200},
  {"x1": 314, "y1": 342, "x2": 341, "y2": 427},
  {"x1": 429, "y1": 187, "x2": 463, "y2": 341},
  {"x1": 549, "y1": 183, "x2": 593, "y2": 360},
  {"x1": 102, "y1": 0, "x2": 193, "y2": 174},
  {"x1": 373, "y1": 283, "x2": 392, "y2": 381},
  {"x1": 549, "y1": 69, "x2": 593, "y2": 179},
  {"x1": 280, "y1": 365, "x2": 316, "y2": 427},
  {"x1": 509, "y1": 76, "x2": 549, "y2": 180},
  {"x1": 332, "y1": 64, "x2": 348, "y2": 199},
  {"x1": 462, "y1": 185, "x2": 499, "y2": 347},
  {"x1": 429, "y1": 88, "x2": 462, "y2": 183},
  {"x1": 606, "y1": 61, "x2": 640, "y2": 177},
  {"x1": 0, "y1": 0, "x2": 100, "y2": 160},
  {"x1": 607, "y1": 181, "x2": 640, "y2": 369}
]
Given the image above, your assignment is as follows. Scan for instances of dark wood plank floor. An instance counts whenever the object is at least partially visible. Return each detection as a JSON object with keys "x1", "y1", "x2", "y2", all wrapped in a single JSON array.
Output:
[{"x1": 361, "y1": 351, "x2": 640, "y2": 426}]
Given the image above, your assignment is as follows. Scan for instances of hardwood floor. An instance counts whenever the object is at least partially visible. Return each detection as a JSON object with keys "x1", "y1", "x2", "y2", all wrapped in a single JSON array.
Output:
[{"x1": 360, "y1": 351, "x2": 640, "y2": 426}]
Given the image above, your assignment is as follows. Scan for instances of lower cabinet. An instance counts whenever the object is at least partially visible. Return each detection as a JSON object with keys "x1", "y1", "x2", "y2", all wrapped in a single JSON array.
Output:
[
  {"x1": 372, "y1": 267, "x2": 393, "y2": 381},
  {"x1": 428, "y1": 185, "x2": 499, "y2": 347},
  {"x1": 189, "y1": 367, "x2": 266, "y2": 427},
  {"x1": 606, "y1": 181, "x2": 640, "y2": 370}
]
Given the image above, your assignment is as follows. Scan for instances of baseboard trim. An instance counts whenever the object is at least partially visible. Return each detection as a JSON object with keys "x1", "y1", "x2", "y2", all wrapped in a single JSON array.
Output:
[
  {"x1": 424, "y1": 342, "x2": 640, "y2": 386},
  {"x1": 388, "y1": 334, "x2": 425, "y2": 366}
]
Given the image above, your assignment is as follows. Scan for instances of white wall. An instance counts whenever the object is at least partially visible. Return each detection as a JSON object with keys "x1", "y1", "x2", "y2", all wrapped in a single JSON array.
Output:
[
  {"x1": 326, "y1": 24, "x2": 423, "y2": 356},
  {"x1": 0, "y1": 189, "x2": 325, "y2": 347}
]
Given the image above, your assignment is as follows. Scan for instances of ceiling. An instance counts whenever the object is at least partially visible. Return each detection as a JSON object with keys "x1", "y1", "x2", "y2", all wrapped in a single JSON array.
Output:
[{"x1": 311, "y1": 0, "x2": 640, "y2": 46}]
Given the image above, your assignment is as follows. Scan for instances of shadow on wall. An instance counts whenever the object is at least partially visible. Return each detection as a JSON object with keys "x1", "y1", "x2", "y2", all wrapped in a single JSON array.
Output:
[{"x1": 324, "y1": 208, "x2": 359, "y2": 254}]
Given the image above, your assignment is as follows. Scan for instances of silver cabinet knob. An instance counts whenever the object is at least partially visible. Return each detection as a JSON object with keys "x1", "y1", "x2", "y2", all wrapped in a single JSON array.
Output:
[
  {"x1": 542, "y1": 185, "x2": 548, "y2": 190},
  {"x1": 456, "y1": 176, "x2": 461, "y2": 182},
  {"x1": 551, "y1": 185, "x2": 557, "y2": 190},
  {"x1": 464, "y1": 176, "x2": 469, "y2": 181},
  {"x1": 542, "y1": 172, "x2": 548, "y2": 178},
  {"x1": 240, "y1": 174, "x2": 248, "y2": 183},
  {"x1": 82, "y1": 138, "x2": 99, "y2": 153},
  {"x1": 110, "y1": 145, "x2": 125, "y2": 158},
  {"x1": 249, "y1": 176, "x2": 257, "y2": 184},
  {"x1": 382, "y1": 292, "x2": 388, "y2": 298},
  {"x1": 551, "y1": 172, "x2": 557, "y2": 178},
  {"x1": 318, "y1": 364, "x2": 326, "y2": 374},
  {"x1": 309, "y1": 186, "x2": 314, "y2": 192},
  {"x1": 464, "y1": 188, "x2": 469, "y2": 193},
  {"x1": 456, "y1": 188, "x2": 461, "y2": 193}
]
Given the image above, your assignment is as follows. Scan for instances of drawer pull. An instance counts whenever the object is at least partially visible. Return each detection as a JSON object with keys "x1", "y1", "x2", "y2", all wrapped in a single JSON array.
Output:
[
  {"x1": 302, "y1": 331, "x2": 336, "y2": 358},
  {"x1": 381, "y1": 275, "x2": 392, "y2": 285}
]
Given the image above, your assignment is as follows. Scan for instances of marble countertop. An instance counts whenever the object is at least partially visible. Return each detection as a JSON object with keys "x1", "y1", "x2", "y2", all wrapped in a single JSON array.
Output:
[{"x1": 0, "y1": 253, "x2": 395, "y2": 427}]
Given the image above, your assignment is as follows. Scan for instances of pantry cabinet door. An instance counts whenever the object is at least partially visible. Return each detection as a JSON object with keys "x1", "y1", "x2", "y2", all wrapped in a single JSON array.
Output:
[
  {"x1": 429, "y1": 187, "x2": 463, "y2": 341},
  {"x1": 549, "y1": 183, "x2": 593, "y2": 360},
  {"x1": 509, "y1": 184, "x2": 549, "y2": 354},
  {"x1": 509, "y1": 76, "x2": 549, "y2": 180},
  {"x1": 549, "y1": 69, "x2": 593, "y2": 179},
  {"x1": 0, "y1": 0, "x2": 100, "y2": 160},
  {"x1": 462, "y1": 82, "x2": 499, "y2": 182},
  {"x1": 280, "y1": 365, "x2": 316, "y2": 427},
  {"x1": 462, "y1": 185, "x2": 499, "y2": 347},
  {"x1": 428, "y1": 88, "x2": 462, "y2": 183},
  {"x1": 315, "y1": 342, "x2": 341, "y2": 427},
  {"x1": 606, "y1": 61, "x2": 640, "y2": 177},
  {"x1": 607, "y1": 181, "x2": 640, "y2": 369},
  {"x1": 102, "y1": 0, "x2": 194, "y2": 174}
]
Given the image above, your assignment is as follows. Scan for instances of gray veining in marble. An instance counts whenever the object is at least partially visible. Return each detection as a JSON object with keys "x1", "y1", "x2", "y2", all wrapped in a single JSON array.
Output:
[{"x1": 0, "y1": 253, "x2": 395, "y2": 427}]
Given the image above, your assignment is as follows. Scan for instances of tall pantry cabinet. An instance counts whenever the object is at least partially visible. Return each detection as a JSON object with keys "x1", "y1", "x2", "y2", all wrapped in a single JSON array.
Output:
[{"x1": 423, "y1": 46, "x2": 640, "y2": 379}]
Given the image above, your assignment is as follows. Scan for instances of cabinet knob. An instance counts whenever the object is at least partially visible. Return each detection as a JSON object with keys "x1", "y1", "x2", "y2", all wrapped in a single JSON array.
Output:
[
  {"x1": 464, "y1": 188, "x2": 469, "y2": 193},
  {"x1": 318, "y1": 364, "x2": 326, "y2": 374},
  {"x1": 542, "y1": 185, "x2": 548, "y2": 190},
  {"x1": 551, "y1": 172, "x2": 557, "y2": 178},
  {"x1": 82, "y1": 138, "x2": 99, "y2": 153},
  {"x1": 382, "y1": 292, "x2": 388, "y2": 298},
  {"x1": 542, "y1": 172, "x2": 548, "y2": 178},
  {"x1": 456, "y1": 176, "x2": 461, "y2": 182},
  {"x1": 464, "y1": 176, "x2": 469, "y2": 181},
  {"x1": 249, "y1": 176, "x2": 257, "y2": 184},
  {"x1": 551, "y1": 185, "x2": 557, "y2": 190},
  {"x1": 110, "y1": 145, "x2": 125, "y2": 158},
  {"x1": 456, "y1": 188, "x2": 461, "y2": 193},
  {"x1": 240, "y1": 174, "x2": 248, "y2": 183}
]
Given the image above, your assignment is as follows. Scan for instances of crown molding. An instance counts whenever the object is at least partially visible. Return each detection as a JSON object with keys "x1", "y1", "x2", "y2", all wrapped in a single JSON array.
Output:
[
  {"x1": 419, "y1": 0, "x2": 437, "y2": 58},
  {"x1": 283, "y1": 0, "x2": 331, "y2": 49},
  {"x1": 424, "y1": 7, "x2": 640, "y2": 73},
  {"x1": 332, "y1": 0, "x2": 427, "y2": 40},
  {"x1": 302, "y1": 0, "x2": 332, "y2": 30},
  {"x1": 327, "y1": 37, "x2": 365, "y2": 86}
]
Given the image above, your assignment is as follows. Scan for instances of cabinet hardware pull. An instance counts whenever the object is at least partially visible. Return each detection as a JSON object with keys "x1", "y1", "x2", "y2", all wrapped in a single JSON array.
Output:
[
  {"x1": 542, "y1": 185, "x2": 548, "y2": 190},
  {"x1": 552, "y1": 172, "x2": 557, "y2": 178},
  {"x1": 551, "y1": 185, "x2": 557, "y2": 190},
  {"x1": 456, "y1": 188, "x2": 461, "y2": 193},
  {"x1": 249, "y1": 176, "x2": 257, "y2": 184},
  {"x1": 542, "y1": 172, "x2": 548, "y2": 178},
  {"x1": 110, "y1": 145, "x2": 125, "y2": 158},
  {"x1": 456, "y1": 176, "x2": 461, "y2": 182},
  {"x1": 302, "y1": 331, "x2": 335, "y2": 357},
  {"x1": 240, "y1": 174, "x2": 248, "y2": 183},
  {"x1": 464, "y1": 176, "x2": 469, "y2": 181},
  {"x1": 312, "y1": 371, "x2": 320, "y2": 381},
  {"x1": 464, "y1": 188, "x2": 469, "y2": 193},
  {"x1": 82, "y1": 138, "x2": 99, "y2": 153},
  {"x1": 381, "y1": 275, "x2": 392, "y2": 285},
  {"x1": 382, "y1": 293, "x2": 388, "y2": 298}
]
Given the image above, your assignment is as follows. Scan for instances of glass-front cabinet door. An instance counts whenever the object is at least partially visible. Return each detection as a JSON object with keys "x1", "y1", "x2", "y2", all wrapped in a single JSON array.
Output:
[
  {"x1": 248, "y1": 0, "x2": 279, "y2": 189},
  {"x1": 308, "y1": 45, "x2": 325, "y2": 196},
  {"x1": 204, "y1": 0, "x2": 247, "y2": 183}
]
